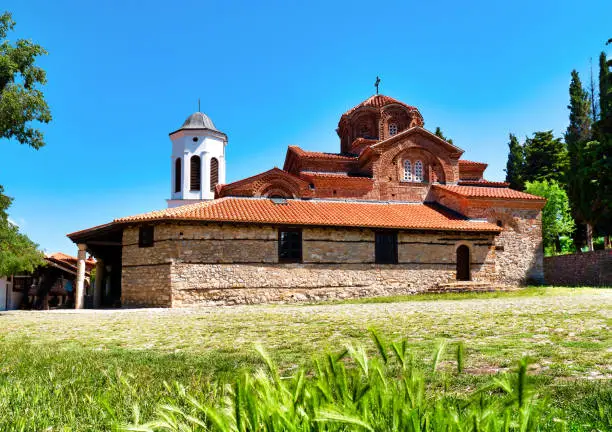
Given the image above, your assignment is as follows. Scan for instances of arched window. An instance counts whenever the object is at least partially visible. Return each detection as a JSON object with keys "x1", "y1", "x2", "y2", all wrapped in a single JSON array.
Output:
[
  {"x1": 190, "y1": 155, "x2": 201, "y2": 191},
  {"x1": 414, "y1": 160, "x2": 424, "y2": 182},
  {"x1": 210, "y1": 158, "x2": 219, "y2": 191},
  {"x1": 359, "y1": 124, "x2": 370, "y2": 138},
  {"x1": 174, "y1": 158, "x2": 181, "y2": 193},
  {"x1": 403, "y1": 160, "x2": 412, "y2": 181},
  {"x1": 389, "y1": 123, "x2": 398, "y2": 136}
]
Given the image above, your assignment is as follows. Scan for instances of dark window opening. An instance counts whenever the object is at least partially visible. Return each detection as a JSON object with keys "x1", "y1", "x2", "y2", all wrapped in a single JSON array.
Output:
[
  {"x1": 496, "y1": 220, "x2": 503, "y2": 228},
  {"x1": 174, "y1": 158, "x2": 181, "y2": 193},
  {"x1": 278, "y1": 229, "x2": 302, "y2": 263},
  {"x1": 139, "y1": 226, "x2": 155, "y2": 248},
  {"x1": 456, "y1": 245, "x2": 471, "y2": 281},
  {"x1": 210, "y1": 158, "x2": 219, "y2": 191},
  {"x1": 12, "y1": 276, "x2": 33, "y2": 292},
  {"x1": 190, "y1": 155, "x2": 201, "y2": 191},
  {"x1": 375, "y1": 231, "x2": 398, "y2": 264}
]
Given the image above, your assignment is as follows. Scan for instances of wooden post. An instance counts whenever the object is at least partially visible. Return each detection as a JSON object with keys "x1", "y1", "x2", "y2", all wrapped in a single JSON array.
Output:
[{"x1": 74, "y1": 244, "x2": 87, "y2": 309}]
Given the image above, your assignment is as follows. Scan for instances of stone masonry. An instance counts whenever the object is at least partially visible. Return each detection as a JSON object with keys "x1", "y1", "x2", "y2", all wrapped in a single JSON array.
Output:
[
  {"x1": 430, "y1": 187, "x2": 544, "y2": 285},
  {"x1": 121, "y1": 223, "x2": 505, "y2": 307}
]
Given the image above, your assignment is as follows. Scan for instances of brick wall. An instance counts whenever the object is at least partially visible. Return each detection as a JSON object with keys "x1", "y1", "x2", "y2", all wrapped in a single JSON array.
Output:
[{"x1": 544, "y1": 250, "x2": 612, "y2": 286}]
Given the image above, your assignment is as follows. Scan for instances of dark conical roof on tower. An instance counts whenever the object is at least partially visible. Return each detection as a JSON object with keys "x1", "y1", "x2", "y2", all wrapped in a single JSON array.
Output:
[{"x1": 180, "y1": 112, "x2": 218, "y2": 131}]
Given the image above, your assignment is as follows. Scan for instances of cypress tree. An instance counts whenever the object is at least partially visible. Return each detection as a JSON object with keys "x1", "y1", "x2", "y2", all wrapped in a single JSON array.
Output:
[
  {"x1": 590, "y1": 50, "x2": 612, "y2": 240},
  {"x1": 434, "y1": 127, "x2": 453, "y2": 144},
  {"x1": 523, "y1": 131, "x2": 568, "y2": 185},
  {"x1": 565, "y1": 70, "x2": 593, "y2": 250},
  {"x1": 599, "y1": 51, "x2": 611, "y2": 124},
  {"x1": 504, "y1": 133, "x2": 525, "y2": 190},
  {"x1": 565, "y1": 70, "x2": 592, "y2": 145}
]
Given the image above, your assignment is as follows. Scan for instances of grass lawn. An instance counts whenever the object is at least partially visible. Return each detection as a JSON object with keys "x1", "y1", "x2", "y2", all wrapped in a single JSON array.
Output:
[{"x1": 0, "y1": 287, "x2": 610, "y2": 430}]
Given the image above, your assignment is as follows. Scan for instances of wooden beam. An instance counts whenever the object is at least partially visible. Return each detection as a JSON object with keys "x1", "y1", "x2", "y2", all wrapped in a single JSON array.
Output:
[{"x1": 87, "y1": 240, "x2": 122, "y2": 246}]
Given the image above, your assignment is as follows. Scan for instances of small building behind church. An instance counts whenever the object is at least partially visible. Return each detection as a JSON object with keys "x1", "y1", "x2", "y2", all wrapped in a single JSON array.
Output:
[
  {"x1": 0, "y1": 252, "x2": 95, "y2": 310},
  {"x1": 68, "y1": 94, "x2": 546, "y2": 308}
]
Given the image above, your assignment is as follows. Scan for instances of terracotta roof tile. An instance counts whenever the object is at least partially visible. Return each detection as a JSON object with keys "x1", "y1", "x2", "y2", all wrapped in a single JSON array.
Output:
[
  {"x1": 458, "y1": 160, "x2": 488, "y2": 168},
  {"x1": 48, "y1": 252, "x2": 96, "y2": 266},
  {"x1": 458, "y1": 180, "x2": 510, "y2": 187},
  {"x1": 435, "y1": 185, "x2": 545, "y2": 201},
  {"x1": 343, "y1": 94, "x2": 418, "y2": 117},
  {"x1": 288, "y1": 146, "x2": 358, "y2": 161},
  {"x1": 115, "y1": 197, "x2": 500, "y2": 232}
]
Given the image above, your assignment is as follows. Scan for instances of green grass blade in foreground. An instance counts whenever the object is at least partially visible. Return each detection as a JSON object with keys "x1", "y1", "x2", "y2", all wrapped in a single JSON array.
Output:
[{"x1": 127, "y1": 335, "x2": 565, "y2": 432}]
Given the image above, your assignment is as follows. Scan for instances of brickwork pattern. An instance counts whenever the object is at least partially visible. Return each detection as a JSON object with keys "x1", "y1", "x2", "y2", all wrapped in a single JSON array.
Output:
[{"x1": 544, "y1": 250, "x2": 612, "y2": 286}]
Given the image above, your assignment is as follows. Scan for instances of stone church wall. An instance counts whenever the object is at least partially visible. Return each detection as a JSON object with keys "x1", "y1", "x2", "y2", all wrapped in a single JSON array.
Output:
[
  {"x1": 120, "y1": 223, "x2": 499, "y2": 307},
  {"x1": 430, "y1": 188, "x2": 544, "y2": 284}
]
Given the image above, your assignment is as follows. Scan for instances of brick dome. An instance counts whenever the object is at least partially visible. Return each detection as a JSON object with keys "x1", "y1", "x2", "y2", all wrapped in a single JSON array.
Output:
[
  {"x1": 337, "y1": 94, "x2": 424, "y2": 154},
  {"x1": 342, "y1": 94, "x2": 419, "y2": 117}
]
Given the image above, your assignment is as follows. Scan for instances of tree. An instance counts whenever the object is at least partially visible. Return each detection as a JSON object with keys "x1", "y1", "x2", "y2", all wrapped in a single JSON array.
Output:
[
  {"x1": 0, "y1": 12, "x2": 51, "y2": 149},
  {"x1": 565, "y1": 70, "x2": 592, "y2": 145},
  {"x1": 565, "y1": 70, "x2": 593, "y2": 250},
  {"x1": 434, "y1": 127, "x2": 453, "y2": 144},
  {"x1": 504, "y1": 133, "x2": 525, "y2": 190},
  {"x1": 599, "y1": 51, "x2": 611, "y2": 125},
  {"x1": 0, "y1": 186, "x2": 44, "y2": 276},
  {"x1": 523, "y1": 131, "x2": 568, "y2": 184},
  {"x1": 0, "y1": 11, "x2": 49, "y2": 274},
  {"x1": 589, "y1": 58, "x2": 599, "y2": 123},
  {"x1": 525, "y1": 180, "x2": 575, "y2": 255},
  {"x1": 587, "y1": 49, "x2": 612, "y2": 240}
]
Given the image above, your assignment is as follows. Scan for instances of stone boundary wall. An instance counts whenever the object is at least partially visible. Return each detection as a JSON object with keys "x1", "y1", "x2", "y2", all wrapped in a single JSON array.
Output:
[{"x1": 544, "y1": 250, "x2": 612, "y2": 286}]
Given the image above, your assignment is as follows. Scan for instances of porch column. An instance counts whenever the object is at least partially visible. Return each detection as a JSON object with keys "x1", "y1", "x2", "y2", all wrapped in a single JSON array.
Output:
[
  {"x1": 93, "y1": 259, "x2": 104, "y2": 308},
  {"x1": 74, "y1": 244, "x2": 87, "y2": 309}
]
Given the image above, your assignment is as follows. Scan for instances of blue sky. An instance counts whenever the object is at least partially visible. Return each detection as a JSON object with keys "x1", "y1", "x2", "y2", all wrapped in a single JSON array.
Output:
[{"x1": 1, "y1": 0, "x2": 610, "y2": 254}]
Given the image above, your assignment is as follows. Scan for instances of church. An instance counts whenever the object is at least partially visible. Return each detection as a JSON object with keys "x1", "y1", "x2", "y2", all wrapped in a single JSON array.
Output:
[{"x1": 67, "y1": 94, "x2": 546, "y2": 308}]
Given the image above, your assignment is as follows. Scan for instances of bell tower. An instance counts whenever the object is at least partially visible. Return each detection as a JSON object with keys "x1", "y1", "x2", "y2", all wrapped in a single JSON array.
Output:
[{"x1": 167, "y1": 111, "x2": 227, "y2": 208}]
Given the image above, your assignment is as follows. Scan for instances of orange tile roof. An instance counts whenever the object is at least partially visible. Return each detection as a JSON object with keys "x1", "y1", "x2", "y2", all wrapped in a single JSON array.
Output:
[
  {"x1": 343, "y1": 94, "x2": 418, "y2": 117},
  {"x1": 288, "y1": 145, "x2": 358, "y2": 160},
  {"x1": 458, "y1": 160, "x2": 488, "y2": 168},
  {"x1": 458, "y1": 180, "x2": 509, "y2": 187},
  {"x1": 435, "y1": 185, "x2": 545, "y2": 201},
  {"x1": 115, "y1": 197, "x2": 501, "y2": 232},
  {"x1": 48, "y1": 252, "x2": 96, "y2": 266}
]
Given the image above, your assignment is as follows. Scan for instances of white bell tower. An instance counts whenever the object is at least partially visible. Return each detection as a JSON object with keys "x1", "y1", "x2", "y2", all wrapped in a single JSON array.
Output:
[{"x1": 167, "y1": 111, "x2": 227, "y2": 208}]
